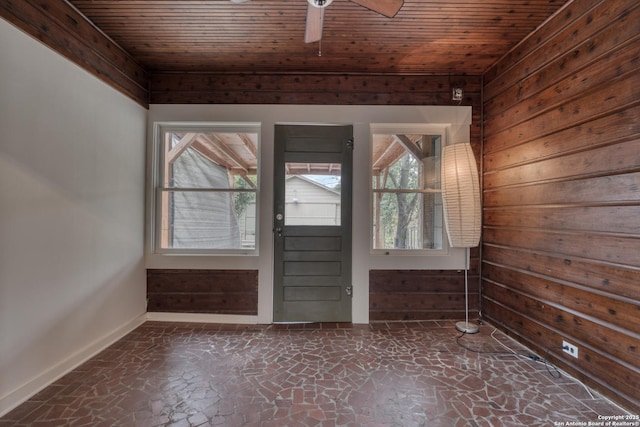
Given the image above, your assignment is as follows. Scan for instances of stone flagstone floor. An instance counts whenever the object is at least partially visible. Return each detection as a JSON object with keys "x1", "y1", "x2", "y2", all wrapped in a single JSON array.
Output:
[{"x1": 0, "y1": 321, "x2": 630, "y2": 426}]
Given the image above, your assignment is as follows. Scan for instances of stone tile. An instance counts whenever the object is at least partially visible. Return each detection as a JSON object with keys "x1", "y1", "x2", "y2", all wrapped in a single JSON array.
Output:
[{"x1": 1, "y1": 322, "x2": 632, "y2": 426}]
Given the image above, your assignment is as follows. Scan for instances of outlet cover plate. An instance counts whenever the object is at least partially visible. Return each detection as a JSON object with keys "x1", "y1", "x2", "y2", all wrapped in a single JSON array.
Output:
[{"x1": 563, "y1": 340, "x2": 579, "y2": 358}]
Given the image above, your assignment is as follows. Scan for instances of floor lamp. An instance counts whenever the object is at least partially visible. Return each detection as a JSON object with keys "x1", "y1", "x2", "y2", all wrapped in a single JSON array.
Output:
[{"x1": 441, "y1": 142, "x2": 481, "y2": 334}]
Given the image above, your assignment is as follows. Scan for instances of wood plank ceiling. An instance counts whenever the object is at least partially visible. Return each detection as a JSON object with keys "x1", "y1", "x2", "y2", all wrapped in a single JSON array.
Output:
[{"x1": 67, "y1": 0, "x2": 570, "y2": 75}]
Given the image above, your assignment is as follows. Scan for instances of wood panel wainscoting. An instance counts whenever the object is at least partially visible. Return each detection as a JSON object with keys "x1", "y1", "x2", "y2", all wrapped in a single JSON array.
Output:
[
  {"x1": 481, "y1": 0, "x2": 639, "y2": 413},
  {"x1": 147, "y1": 269, "x2": 259, "y2": 315},
  {"x1": 370, "y1": 251, "x2": 480, "y2": 321}
]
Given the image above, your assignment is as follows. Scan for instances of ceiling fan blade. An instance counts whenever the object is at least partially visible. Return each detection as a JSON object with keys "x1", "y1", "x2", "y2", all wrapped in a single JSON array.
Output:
[
  {"x1": 305, "y1": 3, "x2": 324, "y2": 43},
  {"x1": 350, "y1": 0, "x2": 403, "y2": 18}
]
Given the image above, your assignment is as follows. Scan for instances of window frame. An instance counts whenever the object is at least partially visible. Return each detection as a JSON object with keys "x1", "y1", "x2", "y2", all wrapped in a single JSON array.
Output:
[
  {"x1": 152, "y1": 121, "x2": 261, "y2": 256},
  {"x1": 369, "y1": 123, "x2": 450, "y2": 256}
]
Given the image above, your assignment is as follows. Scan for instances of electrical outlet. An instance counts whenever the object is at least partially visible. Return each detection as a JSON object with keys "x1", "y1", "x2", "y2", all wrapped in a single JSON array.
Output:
[{"x1": 562, "y1": 340, "x2": 579, "y2": 358}]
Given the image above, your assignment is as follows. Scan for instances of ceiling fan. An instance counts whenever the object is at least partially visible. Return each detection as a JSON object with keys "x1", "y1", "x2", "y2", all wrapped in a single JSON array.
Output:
[{"x1": 305, "y1": 0, "x2": 404, "y2": 43}]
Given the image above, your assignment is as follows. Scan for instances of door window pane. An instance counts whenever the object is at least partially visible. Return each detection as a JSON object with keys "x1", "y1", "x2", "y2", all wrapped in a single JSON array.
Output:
[{"x1": 284, "y1": 162, "x2": 341, "y2": 226}]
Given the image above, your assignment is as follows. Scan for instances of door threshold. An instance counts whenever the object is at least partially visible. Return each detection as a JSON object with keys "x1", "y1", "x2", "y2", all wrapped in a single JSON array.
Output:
[{"x1": 272, "y1": 321, "x2": 315, "y2": 325}]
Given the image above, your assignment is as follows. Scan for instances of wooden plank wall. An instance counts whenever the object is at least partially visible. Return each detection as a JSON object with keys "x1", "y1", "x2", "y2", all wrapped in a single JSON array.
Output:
[
  {"x1": 482, "y1": 0, "x2": 639, "y2": 412},
  {"x1": 150, "y1": 74, "x2": 483, "y2": 319},
  {"x1": 369, "y1": 255, "x2": 479, "y2": 321},
  {"x1": 0, "y1": 0, "x2": 148, "y2": 106},
  {"x1": 147, "y1": 269, "x2": 259, "y2": 315},
  {"x1": 149, "y1": 72, "x2": 477, "y2": 106}
]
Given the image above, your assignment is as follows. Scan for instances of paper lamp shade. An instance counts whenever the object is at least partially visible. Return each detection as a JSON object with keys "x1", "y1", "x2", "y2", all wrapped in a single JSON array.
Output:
[{"x1": 441, "y1": 142, "x2": 481, "y2": 248}]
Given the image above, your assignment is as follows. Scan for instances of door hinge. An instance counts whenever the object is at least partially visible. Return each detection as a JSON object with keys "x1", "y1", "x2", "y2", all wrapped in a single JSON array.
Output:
[
  {"x1": 345, "y1": 285, "x2": 353, "y2": 296},
  {"x1": 346, "y1": 138, "x2": 354, "y2": 150}
]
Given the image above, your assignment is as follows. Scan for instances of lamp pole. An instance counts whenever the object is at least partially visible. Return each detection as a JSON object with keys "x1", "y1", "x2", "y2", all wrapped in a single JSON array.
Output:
[{"x1": 456, "y1": 247, "x2": 478, "y2": 334}]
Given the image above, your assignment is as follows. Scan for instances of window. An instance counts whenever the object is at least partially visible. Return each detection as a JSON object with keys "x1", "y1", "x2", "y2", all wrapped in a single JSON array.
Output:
[
  {"x1": 371, "y1": 127, "x2": 445, "y2": 253},
  {"x1": 154, "y1": 123, "x2": 259, "y2": 254}
]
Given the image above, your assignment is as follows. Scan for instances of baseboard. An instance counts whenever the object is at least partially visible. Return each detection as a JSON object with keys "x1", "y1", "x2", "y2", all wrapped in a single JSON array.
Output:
[
  {"x1": 0, "y1": 313, "x2": 147, "y2": 417},
  {"x1": 146, "y1": 312, "x2": 259, "y2": 324},
  {"x1": 1, "y1": 312, "x2": 258, "y2": 417}
]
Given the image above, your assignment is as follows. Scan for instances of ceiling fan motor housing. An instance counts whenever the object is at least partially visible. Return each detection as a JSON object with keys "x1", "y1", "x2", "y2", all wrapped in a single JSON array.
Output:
[{"x1": 308, "y1": 0, "x2": 334, "y2": 8}]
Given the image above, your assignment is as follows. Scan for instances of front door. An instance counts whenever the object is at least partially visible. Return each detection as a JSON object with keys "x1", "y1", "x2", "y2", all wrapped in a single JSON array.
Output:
[{"x1": 273, "y1": 124, "x2": 353, "y2": 322}]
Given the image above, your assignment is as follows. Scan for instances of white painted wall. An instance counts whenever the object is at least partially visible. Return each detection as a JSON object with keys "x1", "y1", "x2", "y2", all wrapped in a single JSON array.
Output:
[
  {"x1": 0, "y1": 20, "x2": 147, "y2": 415},
  {"x1": 147, "y1": 105, "x2": 472, "y2": 325}
]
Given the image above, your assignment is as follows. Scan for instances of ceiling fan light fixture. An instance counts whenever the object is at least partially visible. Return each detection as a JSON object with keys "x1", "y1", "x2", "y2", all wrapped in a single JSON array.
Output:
[{"x1": 308, "y1": 0, "x2": 334, "y2": 8}]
